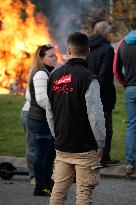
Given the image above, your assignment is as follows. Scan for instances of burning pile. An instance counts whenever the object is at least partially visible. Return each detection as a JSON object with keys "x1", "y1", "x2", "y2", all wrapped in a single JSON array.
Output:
[{"x1": 0, "y1": 0, "x2": 62, "y2": 94}]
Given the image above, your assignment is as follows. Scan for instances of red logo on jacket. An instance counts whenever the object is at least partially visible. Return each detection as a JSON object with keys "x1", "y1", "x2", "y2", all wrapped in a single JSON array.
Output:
[
  {"x1": 54, "y1": 74, "x2": 72, "y2": 85},
  {"x1": 52, "y1": 74, "x2": 73, "y2": 93}
]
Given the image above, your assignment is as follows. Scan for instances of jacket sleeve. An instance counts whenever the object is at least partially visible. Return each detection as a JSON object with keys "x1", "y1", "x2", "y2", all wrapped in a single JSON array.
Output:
[
  {"x1": 33, "y1": 71, "x2": 55, "y2": 137},
  {"x1": 45, "y1": 97, "x2": 55, "y2": 137},
  {"x1": 113, "y1": 39, "x2": 125, "y2": 86},
  {"x1": 25, "y1": 87, "x2": 31, "y2": 102},
  {"x1": 98, "y1": 46, "x2": 114, "y2": 85},
  {"x1": 33, "y1": 71, "x2": 48, "y2": 110},
  {"x1": 85, "y1": 79, "x2": 106, "y2": 148}
]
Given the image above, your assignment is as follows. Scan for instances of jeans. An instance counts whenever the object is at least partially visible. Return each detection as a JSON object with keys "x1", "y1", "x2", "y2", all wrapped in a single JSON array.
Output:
[
  {"x1": 27, "y1": 118, "x2": 56, "y2": 187},
  {"x1": 50, "y1": 150, "x2": 100, "y2": 205},
  {"x1": 20, "y1": 111, "x2": 35, "y2": 177},
  {"x1": 101, "y1": 111, "x2": 113, "y2": 162},
  {"x1": 125, "y1": 86, "x2": 136, "y2": 166},
  {"x1": 34, "y1": 138, "x2": 56, "y2": 187}
]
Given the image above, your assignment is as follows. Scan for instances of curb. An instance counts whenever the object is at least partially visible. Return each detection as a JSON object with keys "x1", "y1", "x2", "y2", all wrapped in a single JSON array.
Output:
[
  {"x1": 100, "y1": 173, "x2": 136, "y2": 179},
  {"x1": 100, "y1": 165, "x2": 136, "y2": 179},
  {"x1": 0, "y1": 156, "x2": 136, "y2": 180}
]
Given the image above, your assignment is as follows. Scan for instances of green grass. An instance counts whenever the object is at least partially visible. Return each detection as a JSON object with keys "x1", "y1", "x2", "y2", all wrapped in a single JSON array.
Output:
[
  {"x1": 0, "y1": 95, "x2": 25, "y2": 156},
  {"x1": 0, "y1": 89, "x2": 126, "y2": 163},
  {"x1": 112, "y1": 88, "x2": 126, "y2": 164}
]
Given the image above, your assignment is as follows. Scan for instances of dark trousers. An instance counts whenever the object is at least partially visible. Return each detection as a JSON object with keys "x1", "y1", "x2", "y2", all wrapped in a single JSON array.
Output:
[
  {"x1": 101, "y1": 111, "x2": 112, "y2": 162},
  {"x1": 27, "y1": 118, "x2": 56, "y2": 188},
  {"x1": 20, "y1": 111, "x2": 35, "y2": 177},
  {"x1": 34, "y1": 138, "x2": 56, "y2": 188}
]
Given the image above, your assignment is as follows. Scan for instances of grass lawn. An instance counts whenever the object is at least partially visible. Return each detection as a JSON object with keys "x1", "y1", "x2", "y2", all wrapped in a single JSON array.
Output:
[
  {"x1": 0, "y1": 88, "x2": 126, "y2": 163},
  {"x1": 0, "y1": 95, "x2": 25, "y2": 156},
  {"x1": 112, "y1": 88, "x2": 126, "y2": 163}
]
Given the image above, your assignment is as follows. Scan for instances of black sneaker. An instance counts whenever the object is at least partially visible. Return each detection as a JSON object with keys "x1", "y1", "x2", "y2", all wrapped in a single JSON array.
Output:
[
  {"x1": 33, "y1": 184, "x2": 53, "y2": 196},
  {"x1": 33, "y1": 186, "x2": 52, "y2": 196},
  {"x1": 101, "y1": 159, "x2": 120, "y2": 168}
]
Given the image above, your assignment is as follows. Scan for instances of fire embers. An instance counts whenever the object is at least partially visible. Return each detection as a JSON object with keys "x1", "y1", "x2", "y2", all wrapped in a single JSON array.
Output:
[{"x1": 52, "y1": 74, "x2": 74, "y2": 93}]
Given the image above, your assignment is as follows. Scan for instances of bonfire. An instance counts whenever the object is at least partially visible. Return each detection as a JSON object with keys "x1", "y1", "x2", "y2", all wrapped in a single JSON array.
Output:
[{"x1": 0, "y1": 0, "x2": 63, "y2": 94}]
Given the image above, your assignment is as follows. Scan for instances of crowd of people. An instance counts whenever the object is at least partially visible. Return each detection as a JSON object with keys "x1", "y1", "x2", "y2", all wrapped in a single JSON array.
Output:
[{"x1": 21, "y1": 16, "x2": 136, "y2": 205}]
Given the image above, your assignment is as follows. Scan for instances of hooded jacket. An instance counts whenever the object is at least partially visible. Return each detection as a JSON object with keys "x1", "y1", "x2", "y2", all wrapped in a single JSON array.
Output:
[
  {"x1": 86, "y1": 34, "x2": 116, "y2": 111},
  {"x1": 113, "y1": 30, "x2": 136, "y2": 87}
]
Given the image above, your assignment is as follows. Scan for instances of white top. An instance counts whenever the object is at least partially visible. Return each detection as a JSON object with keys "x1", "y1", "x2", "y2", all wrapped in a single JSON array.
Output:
[
  {"x1": 22, "y1": 87, "x2": 31, "y2": 111},
  {"x1": 32, "y1": 71, "x2": 55, "y2": 136}
]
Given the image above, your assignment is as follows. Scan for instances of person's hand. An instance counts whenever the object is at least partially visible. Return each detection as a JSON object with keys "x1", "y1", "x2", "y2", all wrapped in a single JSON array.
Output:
[{"x1": 96, "y1": 148, "x2": 103, "y2": 158}]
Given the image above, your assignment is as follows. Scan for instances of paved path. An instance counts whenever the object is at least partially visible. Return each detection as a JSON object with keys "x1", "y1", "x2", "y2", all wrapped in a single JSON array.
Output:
[
  {"x1": 0, "y1": 175, "x2": 136, "y2": 205},
  {"x1": 0, "y1": 156, "x2": 136, "y2": 205},
  {"x1": 0, "y1": 156, "x2": 136, "y2": 179}
]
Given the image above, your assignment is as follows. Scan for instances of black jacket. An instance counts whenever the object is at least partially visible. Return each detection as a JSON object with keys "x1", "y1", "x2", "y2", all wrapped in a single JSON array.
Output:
[
  {"x1": 47, "y1": 58, "x2": 98, "y2": 153},
  {"x1": 113, "y1": 39, "x2": 136, "y2": 87},
  {"x1": 86, "y1": 34, "x2": 116, "y2": 111}
]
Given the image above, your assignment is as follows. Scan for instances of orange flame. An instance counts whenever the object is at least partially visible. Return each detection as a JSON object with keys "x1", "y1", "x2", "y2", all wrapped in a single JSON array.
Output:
[{"x1": 0, "y1": 0, "x2": 63, "y2": 94}]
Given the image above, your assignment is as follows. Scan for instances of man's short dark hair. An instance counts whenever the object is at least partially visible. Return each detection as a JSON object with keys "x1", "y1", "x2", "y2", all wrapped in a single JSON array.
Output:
[
  {"x1": 131, "y1": 16, "x2": 136, "y2": 30},
  {"x1": 67, "y1": 32, "x2": 89, "y2": 57}
]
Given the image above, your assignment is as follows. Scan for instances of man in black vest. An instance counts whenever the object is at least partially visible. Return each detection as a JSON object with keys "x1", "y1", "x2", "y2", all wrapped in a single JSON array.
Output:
[
  {"x1": 46, "y1": 32, "x2": 106, "y2": 205},
  {"x1": 86, "y1": 21, "x2": 120, "y2": 167}
]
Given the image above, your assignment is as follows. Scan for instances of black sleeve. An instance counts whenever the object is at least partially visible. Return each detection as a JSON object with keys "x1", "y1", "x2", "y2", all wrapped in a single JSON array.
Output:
[{"x1": 98, "y1": 46, "x2": 114, "y2": 85}]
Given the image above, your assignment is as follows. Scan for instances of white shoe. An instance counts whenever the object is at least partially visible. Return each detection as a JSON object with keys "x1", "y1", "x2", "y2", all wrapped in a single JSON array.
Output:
[{"x1": 30, "y1": 177, "x2": 35, "y2": 185}]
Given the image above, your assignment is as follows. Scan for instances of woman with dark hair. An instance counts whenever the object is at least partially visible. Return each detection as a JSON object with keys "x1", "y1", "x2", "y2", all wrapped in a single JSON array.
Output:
[{"x1": 27, "y1": 44, "x2": 57, "y2": 196}]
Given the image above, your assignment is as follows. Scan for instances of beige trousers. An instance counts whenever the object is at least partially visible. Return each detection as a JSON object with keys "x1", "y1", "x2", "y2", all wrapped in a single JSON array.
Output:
[{"x1": 50, "y1": 150, "x2": 100, "y2": 205}]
